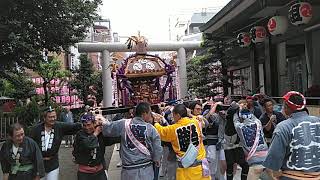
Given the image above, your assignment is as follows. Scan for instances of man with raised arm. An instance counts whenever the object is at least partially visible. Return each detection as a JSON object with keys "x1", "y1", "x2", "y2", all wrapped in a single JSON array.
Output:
[
  {"x1": 30, "y1": 106, "x2": 82, "y2": 180},
  {"x1": 153, "y1": 104, "x2": 210, "y2": 180},
  {"x1": 73, "y1": 112, "x2": 120, "y2": 180},
  {"x1": 102, "y1": 102, "x2": 163, "y2": 180}
]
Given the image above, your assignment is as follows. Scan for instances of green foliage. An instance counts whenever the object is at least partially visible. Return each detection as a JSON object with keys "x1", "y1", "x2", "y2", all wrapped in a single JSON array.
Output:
[
  {"x1": 0, "y1": 79, "x2": 14, "y2": 97},
  {"x1": 0, "y1": 0, "x2": 102, "y2": 70},
  {"x1": 13, "y1": 97, "x2": 64, "y2": 133},
  {"x1": 36, "y1": 59, "x2": 70, "y2": 81},
  {"x1": 70, "y1": 54, "x2": 97, "y2": 105},
  {"x1": 34, "y1": 58, "x2": 71, "y2": 105},
  {"x1": 187, "y1": 33, "x2": 238, "y2": 97},
  {"x1": 13, "y1": 98, "x2": 41, "y2": 127},
  {"x1": 0, "y1": 71, "x2": 35, "y2": 100},
  {"x1": 92, "y1": 71, "x2": 103, "y2": 104}
]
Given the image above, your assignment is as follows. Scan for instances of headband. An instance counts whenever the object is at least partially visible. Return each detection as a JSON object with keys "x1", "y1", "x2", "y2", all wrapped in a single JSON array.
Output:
[
  {"x1": 80, "y1": 113, "x2": 95, "y2": 123},
  {"x1": 282, "y1": 91, "x2": 306, "y2": 111}
]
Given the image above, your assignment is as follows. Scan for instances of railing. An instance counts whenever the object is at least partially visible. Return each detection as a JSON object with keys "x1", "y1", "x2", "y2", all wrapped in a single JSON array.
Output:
[{"x1": 0, "y1": 115, "x2": 19, "y2": 141}]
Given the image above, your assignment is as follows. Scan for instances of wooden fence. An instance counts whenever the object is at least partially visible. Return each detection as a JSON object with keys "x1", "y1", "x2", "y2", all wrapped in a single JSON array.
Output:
[{"x1": 0, "y1": 115, "x2": 19, "y2": 141}]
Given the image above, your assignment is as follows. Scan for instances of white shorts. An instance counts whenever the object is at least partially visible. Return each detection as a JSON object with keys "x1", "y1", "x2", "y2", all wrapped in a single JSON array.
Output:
[
  {"x1": 219, "y1": 148, "x2": 226, "y2": 161},
  {"x1": 205, "y1": 145, "x2": 226, "y2": 176}
]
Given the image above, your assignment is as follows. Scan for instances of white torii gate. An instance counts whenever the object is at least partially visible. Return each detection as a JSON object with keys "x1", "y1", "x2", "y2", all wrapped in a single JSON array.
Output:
[{"x1": 77, "y1": 41, "x2": 201, "y2": 107}]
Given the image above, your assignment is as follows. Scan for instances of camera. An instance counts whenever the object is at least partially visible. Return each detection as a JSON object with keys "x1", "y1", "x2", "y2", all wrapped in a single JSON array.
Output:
[{"x1": 215, "y1": 104, "x2": 230, "y2": 112}]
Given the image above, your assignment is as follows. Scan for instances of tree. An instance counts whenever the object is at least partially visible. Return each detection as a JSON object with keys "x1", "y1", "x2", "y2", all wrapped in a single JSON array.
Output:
[
  {"x1": 34, "y1": 59, "x2": 70, "y2": 105},
  {"x1": 187, "y1": 55, "x2": 213, "y2": 97},
  {"x1": 0, "y1": 0, "x2": 102, "y2": 71},
  {"x1": 187, "y1": 34, "x2": 240, "y2": 97},
  {"x1": 70, "y1": 54, "x2": 96, "y2": 105},
  {"x1": 92, "y1": 71, "x2": 103, "y2": 105},
  {"x1": 13, "y1": 97, "x2": 41, "y2": 127},
  {"x1": 0, "y1": 70, "x2": 35, "y2": 100}
]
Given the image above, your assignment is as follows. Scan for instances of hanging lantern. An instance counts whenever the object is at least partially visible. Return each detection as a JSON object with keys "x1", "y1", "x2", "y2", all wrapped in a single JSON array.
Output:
[
  {"x1": 289, "y1": 2, "x2": 312, "y2": 26},
  {"x1": 237, "y1": 32, "x2": 251, "y2": 47},
  {"x1": 250, "y1": 26, "x2": 266, "y2": 43},
  {"x1": 268, "y1": 16, "x2": 288, "y2": 36}
]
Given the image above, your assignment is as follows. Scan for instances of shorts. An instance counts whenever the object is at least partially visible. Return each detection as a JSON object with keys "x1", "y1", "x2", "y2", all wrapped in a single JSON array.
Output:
[{"x1": 205, "y1": 145, "x2": 226, "y2": 176}]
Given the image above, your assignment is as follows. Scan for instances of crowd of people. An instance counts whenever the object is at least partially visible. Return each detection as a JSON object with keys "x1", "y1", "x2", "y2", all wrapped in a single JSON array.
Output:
[{"x1": 1, "y1": 90, "x2": 320, "y2": 180}]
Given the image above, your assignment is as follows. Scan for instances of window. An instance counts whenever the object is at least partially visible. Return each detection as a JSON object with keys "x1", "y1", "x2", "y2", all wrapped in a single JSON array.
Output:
[{"x1": 231, "y1": 67, "x2": 252, "y2": 95}]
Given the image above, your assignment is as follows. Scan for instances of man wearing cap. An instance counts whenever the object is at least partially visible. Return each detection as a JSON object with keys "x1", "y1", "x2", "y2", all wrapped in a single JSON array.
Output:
[
  {"x1": 263, "y1": 91, "x2": 320, "y2": 179},
  {"x1": 73, "y1": 112, "x2": 120, "y2": 180},
  {"x1": 30, "y1": 106, "x2": 82, "y2": 180}
]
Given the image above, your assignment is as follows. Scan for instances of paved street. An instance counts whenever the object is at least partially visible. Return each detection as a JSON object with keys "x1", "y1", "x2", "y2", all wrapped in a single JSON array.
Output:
[
  {"x1": 0, "y1": 142, "x2": 114, "y2": 180},
  {"x1": 107, "y1": 146, "x2": 242, "y2": 180},
  {"x1": 0, "y1": 142, "x2": 243, "y2": 180},
  {"x1": 59, "y1": 145, "x2": 114, "y2": 180}
]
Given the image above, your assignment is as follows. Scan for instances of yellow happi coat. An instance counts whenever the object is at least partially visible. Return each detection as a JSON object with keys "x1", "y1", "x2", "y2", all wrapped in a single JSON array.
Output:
[{"x1": 155, "y1": 117, "x2": 210, "y2": 180}]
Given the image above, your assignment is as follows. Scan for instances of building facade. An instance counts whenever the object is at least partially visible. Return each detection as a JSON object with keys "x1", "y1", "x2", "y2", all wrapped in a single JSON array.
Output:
[{"x1": 200, "y1": 0, "x2": 320, "y2": 102}]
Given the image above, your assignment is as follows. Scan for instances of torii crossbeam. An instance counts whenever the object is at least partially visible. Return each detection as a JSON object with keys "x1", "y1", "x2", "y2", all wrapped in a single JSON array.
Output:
[{"x1": 77, "y1": 41, "x2": 201, "y2": 107}]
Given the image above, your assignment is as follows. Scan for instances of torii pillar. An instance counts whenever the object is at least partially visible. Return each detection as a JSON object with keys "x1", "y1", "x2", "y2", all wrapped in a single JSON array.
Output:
[{"x1": 77, "y1": 42, "x2": 201, "y2": 107}]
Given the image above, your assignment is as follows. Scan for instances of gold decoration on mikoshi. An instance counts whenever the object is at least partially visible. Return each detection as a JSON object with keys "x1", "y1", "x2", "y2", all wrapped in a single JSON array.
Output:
[
  {"x1": 125, "y1": 31, "x2": 148, "y2": 54},
  {"x1": 109, "y1": 63, "x2": 119, "y2": 72}
]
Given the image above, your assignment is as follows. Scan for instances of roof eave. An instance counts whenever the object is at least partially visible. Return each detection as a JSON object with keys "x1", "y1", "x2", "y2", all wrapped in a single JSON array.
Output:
[{"x1": 199, "y1": 0, "x2": 242, "y2": 32}]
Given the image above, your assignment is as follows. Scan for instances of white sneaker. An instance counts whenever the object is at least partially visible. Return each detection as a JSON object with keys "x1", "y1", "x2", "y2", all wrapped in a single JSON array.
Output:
[
  {"x1": 116, "y1": 162, "x2": 122, "y2": 167},
  {"x1": 116, "y1": 144, "x2": 120, "y2": 151}
]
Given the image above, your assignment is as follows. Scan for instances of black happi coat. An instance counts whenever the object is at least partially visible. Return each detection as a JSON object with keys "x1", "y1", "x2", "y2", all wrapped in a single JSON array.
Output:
[
  {"x1": 0, "y1": 137, "x2": 45, "y2": 180},
  {"x1": 30, "y1": 121, "x2": 82, "y2": 173},
  {"x1": 73, "y1": 130, "x2": 120, "y2": 168}
]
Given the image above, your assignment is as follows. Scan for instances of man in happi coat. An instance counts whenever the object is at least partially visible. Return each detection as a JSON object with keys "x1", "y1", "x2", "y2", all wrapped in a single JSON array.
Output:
[
  {"x1": 233, "y1": 100, "x2": 269, "y2": 180},
  {"x1": 0, "y1": 123, "x2": 45, "y2": 180},
  {"x1": 263, "y1": 91, "x2": 320, "y2": 179},
  {"x1": 154, "y1": 104, "x2": 211, "y2": 180},
  {"x1": 30, "y1": 106, "x2": 82, "y2": 180},
  {"x1": 73, "y1": 112, "x2": 120, "y2": 180},
  {"x1": 223, "y1": 100, "x2": 249, "y2": 180},
  {"x1": 102, "y1": 102, "x2": 163, "y2": 180}
]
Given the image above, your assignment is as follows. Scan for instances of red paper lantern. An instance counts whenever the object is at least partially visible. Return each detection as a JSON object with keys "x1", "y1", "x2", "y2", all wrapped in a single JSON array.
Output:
[
  {"x1": 268, "y1": 16, "x2": 288, "y2": 36},
  {"x1": 289, "y1": 2, "x2": 312, "y2": 26},
  {"x1": 250, "y1": 26, "x2": 267, "y2": 43},
  {"x1": 237, "y1": 32, "x2": 251, "y2": 47}
]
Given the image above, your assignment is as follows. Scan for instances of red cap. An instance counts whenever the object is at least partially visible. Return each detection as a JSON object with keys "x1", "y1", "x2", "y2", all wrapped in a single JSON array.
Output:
[
  {"x1": 282, "y1": 91, "x2": 306, "y2": 111},
  {"x1": 246, "y1": 96, "x2": 254, "y2": 100}
]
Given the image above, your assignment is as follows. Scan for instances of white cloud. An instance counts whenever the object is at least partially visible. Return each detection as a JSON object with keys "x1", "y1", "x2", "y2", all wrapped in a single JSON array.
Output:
[{"x1": 101, "y1": 0, "x2": 230, "y2": 42}]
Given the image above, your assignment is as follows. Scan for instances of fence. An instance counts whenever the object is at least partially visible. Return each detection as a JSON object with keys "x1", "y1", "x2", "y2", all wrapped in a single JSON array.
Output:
[{"x1": 0, "y1": 115, "x2": 19, "y2": 141}]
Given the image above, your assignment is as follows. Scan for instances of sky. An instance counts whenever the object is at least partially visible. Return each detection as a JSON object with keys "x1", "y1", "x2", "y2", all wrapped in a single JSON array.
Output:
[{"x1": 100, "y1": 0, "x2": 230, "y2": 42}]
